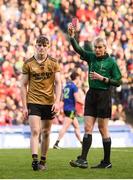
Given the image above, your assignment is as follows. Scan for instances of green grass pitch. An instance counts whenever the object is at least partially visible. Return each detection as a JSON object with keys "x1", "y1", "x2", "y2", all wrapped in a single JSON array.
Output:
[{"x1": 0, "y1": 148, "x2": 133, "y2": 179}]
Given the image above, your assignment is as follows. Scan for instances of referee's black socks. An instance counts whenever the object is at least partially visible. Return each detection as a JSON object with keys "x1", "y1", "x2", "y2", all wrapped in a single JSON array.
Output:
[
  {"x1": 103, "y1": 137, "x2": 111, "y2": 163},
  {"x1": 80, "y1": 134, "x2": 92, "y2": 160}
]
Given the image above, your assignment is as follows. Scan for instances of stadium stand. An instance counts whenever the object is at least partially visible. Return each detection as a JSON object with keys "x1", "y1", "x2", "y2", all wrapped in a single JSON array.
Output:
[{"x1": 0, "y1": 0, "x2": 132, "y2": 128}]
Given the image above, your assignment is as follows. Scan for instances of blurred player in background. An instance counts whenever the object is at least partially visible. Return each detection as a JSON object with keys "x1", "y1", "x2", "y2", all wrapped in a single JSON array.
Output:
[
  {"x1": 68, "y1": 22, "x2": 122, "y2": 169},
  {"x1": 53, "y1": 71, "x2": 83, "y2": 149},
  {"x1": 20, "y1": 35, "x2": 62, "y2": 171}
]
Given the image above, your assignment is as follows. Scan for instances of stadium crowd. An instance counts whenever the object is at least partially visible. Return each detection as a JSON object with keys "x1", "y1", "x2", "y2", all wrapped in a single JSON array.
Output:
[{"x1": 0, "y1": 0, "x2": 132, "y2": 126}]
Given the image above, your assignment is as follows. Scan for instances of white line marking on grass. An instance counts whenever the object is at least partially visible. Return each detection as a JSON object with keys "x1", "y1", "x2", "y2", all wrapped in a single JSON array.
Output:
[{"x1": 112, "y1": 149, "x2": 133, "y2": 152}]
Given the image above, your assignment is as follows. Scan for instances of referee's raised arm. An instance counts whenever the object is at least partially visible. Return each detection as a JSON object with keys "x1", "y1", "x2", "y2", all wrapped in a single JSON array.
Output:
[{"x1": 67, "y1": 23, "x2": 91, "y2": 61}]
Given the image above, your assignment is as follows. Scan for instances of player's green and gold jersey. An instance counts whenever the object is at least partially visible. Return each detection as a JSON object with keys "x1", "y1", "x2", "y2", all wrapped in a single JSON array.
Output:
[{"x1": 22, "y1": 55, "x2": 60, "y2": 105}]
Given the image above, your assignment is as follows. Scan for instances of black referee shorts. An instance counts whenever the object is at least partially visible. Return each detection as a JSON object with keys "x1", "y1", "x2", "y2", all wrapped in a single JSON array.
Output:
[
  {"x1": 27, "y1": 103, "x2": 56, "y2": 120},
  {"x1": 84, "y1": 88, "x2": 111, "y2": 118}
]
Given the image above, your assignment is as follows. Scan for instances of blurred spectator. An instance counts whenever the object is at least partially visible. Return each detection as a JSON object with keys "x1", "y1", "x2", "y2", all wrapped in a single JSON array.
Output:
[
  {"x1": 111, "y1": 103, "x2": 126, "y2": 121},
  {"x1": 110, "y1": 103, "x2": 126, "y2": 125},
  {"x1": 117, "y1": 104, "x2": 126, "y2": 122},
  {"x1": 111, "y1": 104, "x2": 118, "y2": 121}
]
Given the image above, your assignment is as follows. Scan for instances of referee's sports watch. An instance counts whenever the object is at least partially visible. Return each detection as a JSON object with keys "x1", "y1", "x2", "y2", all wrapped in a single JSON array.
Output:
[{"x1": 102, "y1": 77, "x2": 106, "y2": 82}]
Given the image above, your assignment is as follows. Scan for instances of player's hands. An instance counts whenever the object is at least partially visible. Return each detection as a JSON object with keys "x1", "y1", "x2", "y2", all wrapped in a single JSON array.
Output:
[
  {"x1": 52, "y1": 101, "x2": 60, "y2": 117},
  {"x1": 22, "y1": 107, "x2": 28, "y2": 121},
  {"x1": 90, "y1": 71, "x2": 104, "y2": 81},
  {"x1": 67, "y1": 23, "x2": 75, "y2": 37}
]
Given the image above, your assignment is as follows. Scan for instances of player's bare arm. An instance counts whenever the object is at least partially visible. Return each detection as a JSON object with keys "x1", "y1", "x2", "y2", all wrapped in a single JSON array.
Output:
[
  {"x1": 74, "y1": 92, "x2": 84, "y2": 105},
  {"x1": 20, "y1": 74, "x2": 29, "y2": 120},
  {"x1": 52, "y1": 71, "x2": 62, "y2": 113}
]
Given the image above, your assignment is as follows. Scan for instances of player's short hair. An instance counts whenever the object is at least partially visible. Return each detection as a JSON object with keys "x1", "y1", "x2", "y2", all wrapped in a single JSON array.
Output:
[
  {"x1": 70, "y1": 71, "x2": 79, "y2": 81},
  {"x1": 36, "y1": 35, "x2": 49, "y2": 45}
]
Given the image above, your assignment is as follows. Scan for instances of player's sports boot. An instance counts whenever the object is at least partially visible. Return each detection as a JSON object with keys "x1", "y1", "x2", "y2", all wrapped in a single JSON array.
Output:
[
  {"x1": 32, "y1": 160, "x2": 39, "y2": 171},
  {"x1": 91, "y1": 160, "x2": 112, "y2": 169},
  {"x1": 69, "y1": 156, "x2": 88, "y2": 168},
  {"x1": 53, "y1": 144, "x2": 61, "y2": 149},
  {"x1": 39, "y1": 160, "x2": 47, "y2": 171}
]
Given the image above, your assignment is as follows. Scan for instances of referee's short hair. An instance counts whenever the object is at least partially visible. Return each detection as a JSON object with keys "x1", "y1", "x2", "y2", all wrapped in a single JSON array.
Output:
[
  {"x1": 70, "y1": 71, "x2": 79, "y2": 81},
  {"x1": 93, "y1": 36, "x2": 107, "y2": 47}
]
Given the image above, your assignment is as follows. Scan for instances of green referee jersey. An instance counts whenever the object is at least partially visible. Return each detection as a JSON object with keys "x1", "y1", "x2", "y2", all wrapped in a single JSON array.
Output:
[{"x1": 70, "y1": 38, "x2": 122, "y2": 90}]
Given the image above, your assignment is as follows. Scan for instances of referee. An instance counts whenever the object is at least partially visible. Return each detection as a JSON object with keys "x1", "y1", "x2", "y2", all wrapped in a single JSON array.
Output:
[{"x1": 68, "y1": 23, "x2": 122, "y2": 169}]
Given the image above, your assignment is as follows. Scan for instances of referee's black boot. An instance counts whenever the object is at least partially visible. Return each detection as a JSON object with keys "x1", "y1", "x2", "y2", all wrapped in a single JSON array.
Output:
[
  {"x1": 69, "y1": 156, "x2": 88, "y2": 168},
  {"x1": 91, "y1": 160, "x2": 112, "y2": 169}
]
